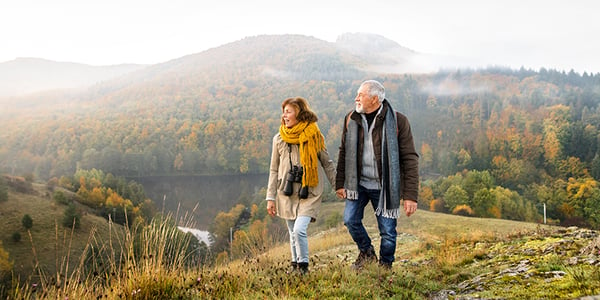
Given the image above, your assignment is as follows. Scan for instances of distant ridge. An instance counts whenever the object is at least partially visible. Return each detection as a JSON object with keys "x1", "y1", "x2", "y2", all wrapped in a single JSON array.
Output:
[
  {"x1": 0, "y1": 33, "x2": 446, "y2": 98},
  {"x1": 0, "y1": 57, "x2": 146, "y2": 97}
]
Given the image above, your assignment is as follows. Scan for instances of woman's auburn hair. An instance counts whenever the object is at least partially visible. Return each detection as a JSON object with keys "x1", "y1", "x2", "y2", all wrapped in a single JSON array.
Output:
[{"x1": 281, "y1": 97, "x2": 318, "y2": 124}]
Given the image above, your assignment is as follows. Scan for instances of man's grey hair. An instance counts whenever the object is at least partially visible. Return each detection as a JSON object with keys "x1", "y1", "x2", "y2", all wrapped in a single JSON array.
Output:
[{"x1": 360, "y1": 80, "x2": 385, "y2": 103}]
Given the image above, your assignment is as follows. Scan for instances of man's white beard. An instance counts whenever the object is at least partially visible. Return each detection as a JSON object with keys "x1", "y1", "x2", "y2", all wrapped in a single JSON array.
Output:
[{"x1": 355, "y1": 103, "x2": 364, "y2": 113}]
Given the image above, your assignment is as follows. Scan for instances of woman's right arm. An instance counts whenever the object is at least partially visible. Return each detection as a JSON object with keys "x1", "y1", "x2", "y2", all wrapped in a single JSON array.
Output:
[{"x1": 266, "y1": 135, "x2": 280, "y2": 201}]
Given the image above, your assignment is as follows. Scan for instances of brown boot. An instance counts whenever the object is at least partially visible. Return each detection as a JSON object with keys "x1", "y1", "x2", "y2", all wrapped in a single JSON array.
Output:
[{"x1": 351, "y1": 246, "x2": 377, "y2": 270}]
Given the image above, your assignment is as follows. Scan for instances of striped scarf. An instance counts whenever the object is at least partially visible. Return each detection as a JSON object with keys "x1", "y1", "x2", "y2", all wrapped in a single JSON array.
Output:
[
  {"x1": 279, "y1": 121, "x2": 325, "y2": 187},
  {"x1": 344, "y1": 101, "x2": 401, "y2": 218}
]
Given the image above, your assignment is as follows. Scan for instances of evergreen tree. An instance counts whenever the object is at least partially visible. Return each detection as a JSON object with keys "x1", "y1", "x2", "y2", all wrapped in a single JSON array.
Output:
[
  {"x1": 62, "y1": 204, "x2": 81, "y2": 229},
  {"x1": 22, "y1": 214, "x2": 33, "y2": 230}
]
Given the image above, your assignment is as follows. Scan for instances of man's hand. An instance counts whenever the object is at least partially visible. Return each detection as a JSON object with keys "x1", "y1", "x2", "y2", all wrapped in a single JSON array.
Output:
[
  {"x1": 267, "y1": 200, "x2": 276, "y2": 216},
  {"x1": 335, "y1": 188, "x2": 346, "y2": 199},
  {"x1": 403, "y1": 199, "x2": 417, "y2": 217}
]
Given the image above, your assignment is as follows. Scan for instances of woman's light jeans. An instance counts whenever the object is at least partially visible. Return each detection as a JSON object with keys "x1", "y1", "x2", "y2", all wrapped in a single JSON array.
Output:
[{"x1": 286, "y1": 216, "x2": 312, "y2": 263}]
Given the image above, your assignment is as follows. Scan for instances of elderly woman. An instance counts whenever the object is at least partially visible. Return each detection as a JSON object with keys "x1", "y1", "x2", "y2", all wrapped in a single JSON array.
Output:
[{"x1": 266, "y1": 96, "x2": 336, "y2": 274}]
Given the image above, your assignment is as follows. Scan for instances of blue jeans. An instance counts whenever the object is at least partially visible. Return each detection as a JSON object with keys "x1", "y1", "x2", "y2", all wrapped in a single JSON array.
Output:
[
  {"x1": 286, "y1": 216, "x2": 312, "y2": 263},
  {"x1": 344, "y1": 185, "x2": 397, "y2": 264}
]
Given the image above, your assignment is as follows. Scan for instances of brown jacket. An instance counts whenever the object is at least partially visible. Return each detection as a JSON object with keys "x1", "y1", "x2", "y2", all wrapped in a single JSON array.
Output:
[
  {"x1": 266, "y1": 133, "x2": 336, "y2": 221},
  {"x1": 335, "y1": 100, "x2": 419, "y2": 201}
]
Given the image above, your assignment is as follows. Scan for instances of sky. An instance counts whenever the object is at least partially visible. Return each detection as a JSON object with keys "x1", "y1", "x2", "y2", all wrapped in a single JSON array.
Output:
[{"x1": 1, "y1": 0, "x2": 599, "y2": 73}]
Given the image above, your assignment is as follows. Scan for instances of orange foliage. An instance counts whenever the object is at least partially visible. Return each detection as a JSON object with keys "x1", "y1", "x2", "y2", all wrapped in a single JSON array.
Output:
[
  {"x1": 488, "y1": 206, "x2": 501, "y2": 219},
  {"x1": 452, "y1": 204, "x2": 474, "y2": 216}
]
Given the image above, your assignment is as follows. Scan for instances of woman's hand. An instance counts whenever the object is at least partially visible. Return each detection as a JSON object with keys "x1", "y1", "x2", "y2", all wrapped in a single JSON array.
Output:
[
  {"x1": 335, "y1": 188, "x2": 346, "y2": 199},
  {"x1": 267, "y1": 200, "x2": 276, "y2": 216}
]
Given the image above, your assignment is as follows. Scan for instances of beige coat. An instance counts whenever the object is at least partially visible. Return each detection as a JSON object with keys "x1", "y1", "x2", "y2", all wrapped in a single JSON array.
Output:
[{"x1": 266, "y1": 133, "x2": 336, "y2": 221}]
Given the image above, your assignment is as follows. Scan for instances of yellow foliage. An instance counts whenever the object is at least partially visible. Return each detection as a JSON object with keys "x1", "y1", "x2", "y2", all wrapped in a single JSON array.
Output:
[
  {"x1": 105, "y1": 189, "x2": 125, "y2": 207},
  {"x1": 89, "y1": 187, "x2": 105, "y2": 207},
  {"x1": 420, "y1": 186, "x2": 434, "y2": 208},
  {"x1": 0, "y1": 241, "x2": 13, "y2": 280},
  {"x1": 567, "y1": 177, "x2": 597, "y2": 200}
]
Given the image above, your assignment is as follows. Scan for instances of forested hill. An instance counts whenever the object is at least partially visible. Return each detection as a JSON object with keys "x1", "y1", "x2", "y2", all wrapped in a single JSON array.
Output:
[
  {"x1": 2, "y1": 33, "x2": 600, "y2": 227},
  {"x1": 0, "y1": 33, "x2": 391, "y2": 178}
]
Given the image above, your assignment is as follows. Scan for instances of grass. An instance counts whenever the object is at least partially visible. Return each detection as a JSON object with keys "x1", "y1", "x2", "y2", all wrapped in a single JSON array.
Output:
[
  {"x1": 0, "y1": 183, "x2": 121, "y2": 283},
  {"x1": 2, "y1": 187, "x2": 600, "y2": 299}
]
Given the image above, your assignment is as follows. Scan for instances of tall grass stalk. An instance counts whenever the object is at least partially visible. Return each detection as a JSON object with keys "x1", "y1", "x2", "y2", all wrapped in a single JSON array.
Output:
[{"x1": 9, "y1": 210, "x2": 200, "y2": 299}]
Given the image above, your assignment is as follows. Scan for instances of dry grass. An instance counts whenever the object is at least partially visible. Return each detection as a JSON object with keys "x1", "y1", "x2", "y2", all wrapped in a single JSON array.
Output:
[{"x1": 5, "y1": 187, "x2": 593, "y2": 299}]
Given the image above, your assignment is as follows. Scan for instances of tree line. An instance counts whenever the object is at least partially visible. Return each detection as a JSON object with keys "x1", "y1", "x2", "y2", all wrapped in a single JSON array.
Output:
[{"x1": 2, "y1": 68, "x2": 600, "y2": 228}]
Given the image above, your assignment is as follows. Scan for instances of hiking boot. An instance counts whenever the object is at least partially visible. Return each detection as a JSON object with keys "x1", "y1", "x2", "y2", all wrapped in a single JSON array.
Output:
[
  {"x1": 379, "y1": 260, "x2": 392, "y2": 270},
  {"x1": 298, "y1": 262, "x2": 309, "y2": 275},
  {"x1": 351, "y1": 246, "x2": 377, "y2": 270}
]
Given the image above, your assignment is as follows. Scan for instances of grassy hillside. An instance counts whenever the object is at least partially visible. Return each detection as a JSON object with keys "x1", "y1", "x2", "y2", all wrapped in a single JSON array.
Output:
[
  {"x1": 2, "y1": 186, "x2": 600, "y2": 299},
  {"x1": 0, "y1": 181, "x2": 124, "y2": 283}
]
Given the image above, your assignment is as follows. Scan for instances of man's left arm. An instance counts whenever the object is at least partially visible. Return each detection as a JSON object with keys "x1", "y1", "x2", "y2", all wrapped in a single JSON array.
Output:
[{"x1": 397, "y1": 112, "x2": 419, "y2": 215}]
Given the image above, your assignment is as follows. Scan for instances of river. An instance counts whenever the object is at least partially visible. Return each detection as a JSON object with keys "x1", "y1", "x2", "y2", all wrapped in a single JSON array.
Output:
[{"x1": 134, "y1": 174, "x2": 268, "y2": 230}]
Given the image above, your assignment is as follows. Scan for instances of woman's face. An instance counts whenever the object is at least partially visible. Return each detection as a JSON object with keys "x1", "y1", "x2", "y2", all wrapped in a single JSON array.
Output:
[{"x1": 282, "y1": 104, "x2": 299, "y2": 128}]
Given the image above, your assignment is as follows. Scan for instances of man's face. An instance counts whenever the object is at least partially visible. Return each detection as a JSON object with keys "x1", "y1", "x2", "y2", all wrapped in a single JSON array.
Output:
[{"x1": 355, "y1": 85, "x2": 378, "y2": 114}]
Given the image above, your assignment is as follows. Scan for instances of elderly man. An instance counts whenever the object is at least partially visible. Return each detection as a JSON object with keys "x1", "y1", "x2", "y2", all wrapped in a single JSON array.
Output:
[{"x1": 335, "y1": 80, "x2": 419, "y2": 269}]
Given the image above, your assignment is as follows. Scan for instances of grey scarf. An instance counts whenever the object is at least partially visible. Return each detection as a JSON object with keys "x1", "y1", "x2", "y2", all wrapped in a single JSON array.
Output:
[{"x1": 344, "y1": 101, "x2": 401, "y2": 218}]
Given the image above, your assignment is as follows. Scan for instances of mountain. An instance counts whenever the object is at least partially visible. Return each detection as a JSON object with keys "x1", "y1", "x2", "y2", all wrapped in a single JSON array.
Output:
[
  {"x1": 0, "y1": 33, "x2": 435, "y2": 100},
  {"x1": 0, "y1": 57, "x2": 146, "y2": 97},
  {"x1": 2, "y1": 32, "x2": 595, "y2": 184}
]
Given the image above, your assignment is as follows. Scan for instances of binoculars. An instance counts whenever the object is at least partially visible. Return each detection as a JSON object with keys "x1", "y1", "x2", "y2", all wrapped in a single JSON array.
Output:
[{"x1": 283, "y1": 165, "x2": 308, "y2": 199}]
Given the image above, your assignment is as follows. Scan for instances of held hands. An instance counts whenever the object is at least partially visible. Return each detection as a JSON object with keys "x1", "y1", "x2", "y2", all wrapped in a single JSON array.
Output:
[
  {"x1": 335, "y1": 188, "x2": 346, "y2": 199},
  {"x1": 403, "y1": 199, "x2": 417, "y2": 217}
]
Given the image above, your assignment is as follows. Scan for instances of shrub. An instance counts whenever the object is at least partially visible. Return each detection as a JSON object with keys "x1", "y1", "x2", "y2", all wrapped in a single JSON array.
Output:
[
  {"x1": 452, "y1": 204, "x2": 475, "y2": 216},
  {"x1": 11, "y1": 232, "x2": 21, "y2": 243},
  {"x1": 53, "y1": 190, "x2": 69, "y2": 205}
]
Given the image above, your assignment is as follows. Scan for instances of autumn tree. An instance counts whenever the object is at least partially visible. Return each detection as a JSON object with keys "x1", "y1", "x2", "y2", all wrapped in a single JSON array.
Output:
[
  {"x1": 209, "y1": 204, "x2": 249, "y2": 254},
  {"x1": 565, "y1": 177, "x2": 600, "y2": 228}
]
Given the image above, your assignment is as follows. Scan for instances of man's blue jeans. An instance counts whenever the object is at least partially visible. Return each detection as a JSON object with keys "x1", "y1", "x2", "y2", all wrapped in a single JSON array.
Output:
[{"x1": 344, "y1": 185, "x2": 397, "y2": 264}]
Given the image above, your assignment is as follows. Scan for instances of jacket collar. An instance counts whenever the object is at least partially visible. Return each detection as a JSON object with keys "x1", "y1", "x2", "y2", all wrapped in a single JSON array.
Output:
[{"x1": 350, "y1": 99, "x2": 390, "y2": 123}]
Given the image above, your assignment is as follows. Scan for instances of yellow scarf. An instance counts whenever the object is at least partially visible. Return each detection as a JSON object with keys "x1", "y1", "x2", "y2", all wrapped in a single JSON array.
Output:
[{"x1": 279, "y1": 121, "x2": 325, "y2": 187}]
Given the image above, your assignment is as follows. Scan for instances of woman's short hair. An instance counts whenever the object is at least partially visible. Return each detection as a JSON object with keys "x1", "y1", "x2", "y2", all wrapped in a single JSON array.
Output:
[{"x1": 281, "y1": 97, "x2": 318, "y2": 124}]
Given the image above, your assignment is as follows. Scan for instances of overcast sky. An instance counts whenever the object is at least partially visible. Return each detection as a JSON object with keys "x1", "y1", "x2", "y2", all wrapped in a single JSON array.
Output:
[{"x1": 1, "y1": 0, "x2": 599, "y2": 73}]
